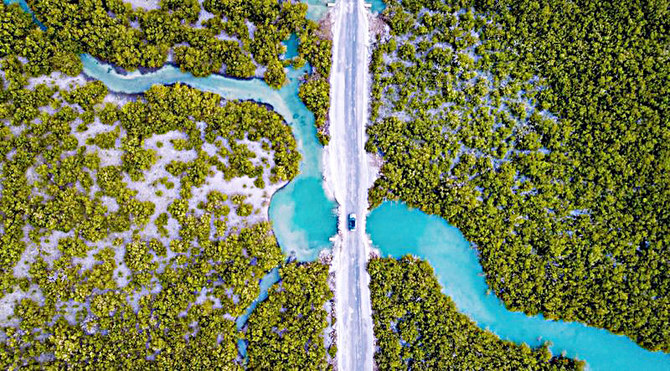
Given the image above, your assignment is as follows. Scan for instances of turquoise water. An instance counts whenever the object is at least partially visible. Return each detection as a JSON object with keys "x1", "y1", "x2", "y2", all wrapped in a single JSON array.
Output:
[
  {"x1": 368, "y1": 0, "x2": 386, "y2": 13},
  {"x1": 80, "y1": 40, "x2": 336, "y2": 356},
  {"x1": 282, "y1": 34, "x2": 300, "y2": 59},
  {"x1": 5, "y1": 0, "x2": 29, "y2": 11},
  {"x1": 5, "y1": 0, "x2": 338, "y2": 262},
  {"x1": 8, "y1": 0, "x2": 334, "y2": 356},
  {"x1": 301, "y1": 0, "x2": 330, "y2": 21},
  {"x1": 81, "y1": 39, "x2": 337, "y2": 359},
  {"x1": 367, "y1": 201, "x2": 670, "y2": 370}
]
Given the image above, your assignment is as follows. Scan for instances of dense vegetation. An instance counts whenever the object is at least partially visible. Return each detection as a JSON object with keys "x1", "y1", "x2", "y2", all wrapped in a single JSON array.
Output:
[
  {"x1": 26, "y1": 0, "x2": 324, "y2": 80},
  {"x1": 368, "y1": 0, "x2": 670, "y2": 353},
  {"x1": 246, "y1": 262, "x2": 334, "y2": 369},
  {"x1": 0, "y1": 2, "x2": 334, "y2": 367},
  {"x1": 369, "y1": 256, "x2": 584, "y2": 369},
  {"x1": 0, "y1": 0, "x2": 82, "y2": 77},
  {"x1": 25, "y1": 0, "x2": 333, "y2": 140}
]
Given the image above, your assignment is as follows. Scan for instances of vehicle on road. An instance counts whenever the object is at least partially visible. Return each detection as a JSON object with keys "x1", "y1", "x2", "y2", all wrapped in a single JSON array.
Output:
[{"x1": 348, "y1": 213, "x2": 357, "y2": 231}]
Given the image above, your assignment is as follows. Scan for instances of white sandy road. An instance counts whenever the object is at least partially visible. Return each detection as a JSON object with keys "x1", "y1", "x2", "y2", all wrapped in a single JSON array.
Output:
[{"x1": 325, "y1": 0, "x2": 374, "y2": 370}]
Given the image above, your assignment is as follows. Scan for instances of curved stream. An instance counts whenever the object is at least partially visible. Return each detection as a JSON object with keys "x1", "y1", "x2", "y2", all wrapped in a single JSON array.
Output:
[
  {"x1": 5, "y1": 0, "x2": 669, "y2": 368},
  {"x1": 80, "y1": 38, "x2": 670, "y2": 371}
]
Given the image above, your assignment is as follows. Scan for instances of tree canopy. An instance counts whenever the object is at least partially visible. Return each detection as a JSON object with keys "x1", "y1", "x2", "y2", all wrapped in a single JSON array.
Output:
[
  {"x1": 369, "y1": 256, "x2": 584, "y2": 370},
  {"x1": 367, "y1": 0, "x2": 670, "y2": 353}
]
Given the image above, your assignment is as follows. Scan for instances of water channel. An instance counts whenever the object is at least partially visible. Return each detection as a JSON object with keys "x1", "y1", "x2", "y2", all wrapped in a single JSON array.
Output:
[
  {"x1": 4, "y1": 0, "x2": 669, "y2": 369},
  {"x1": 367, "y1": 202, "x2": 670, "y2": 370}
]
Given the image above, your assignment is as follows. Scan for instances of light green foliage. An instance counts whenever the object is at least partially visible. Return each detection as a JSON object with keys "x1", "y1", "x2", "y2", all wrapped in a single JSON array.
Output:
[
  {"x1": 299, "y1": 75, "x2": 330, "y2": 144},
  {"x1": 1, "y1": 223, "x2": 285, "y2": 368},
  {"x1": 0, "y1": 3, "x2": 81, "y2": 77},
  {"x1": 369, "y1": 257, "x2": 584, "y2": 370},
  {"x1": 121, "y1": 140, "x2": 157, "y2": 181},
  {"x1": 200, "y1": 191, "x2": 230, "y2": 218},
  {"x1": 57, "y1": 237, "x2": 90, "y2": 259},
  {"x1": 160, "y1": 0, "x2": 201, "y2": 24},
  {"x1": 297, "y1": 20, "x2": 333, "y2": 143},
  {"x1": 0, "y1": 1, "x2": 338, "y2": 368},
  {"x1": 369, "y1": 0, "x2": 670, "y2": 353},
  {"x1": 97, "y1": 103, "x2": 119, "y2": 125},
  {"x1": 264, "y1": 57, "x2": 287, "y2": 89},
  {"x1": 62, "y1": 80, "x2": 108, "y2": 109},
  {"x1": 298, "y1": 21, "x2": 332, "y2": 78},
  {"x1": 231, "y1": 194, "x2": 253, "y2": 217},
  {"x1": 86, "y1": 127, "x2": 120, "y2": 149},
  {"x1": 124, "y1": 239, "x2": 158, "y2": 274},
  {"x1": 27, "y1": 0, "x2": 327, "y2": 85},
  {"x1": 155, "y1": 212, "x2": 169, "y2": 237},
  {"x1": 0, "y1": 4, "x2": 34, "y2": 57}
]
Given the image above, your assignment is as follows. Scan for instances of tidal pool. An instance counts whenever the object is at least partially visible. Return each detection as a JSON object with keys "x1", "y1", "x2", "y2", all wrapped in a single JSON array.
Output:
[{"x1": 367, "y1": 201, "x2": 670, "y2": 370}]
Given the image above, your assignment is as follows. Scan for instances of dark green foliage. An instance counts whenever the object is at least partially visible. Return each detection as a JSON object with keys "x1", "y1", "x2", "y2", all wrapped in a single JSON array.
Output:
[
  {"x1": 86, "y1": 127, "x2": 120, "y2": 149},
  {"x1": 232, "y1": 194, "x2": 254, "y2": 217},
  {"x1": 0, "y1": 3, "x2": 81, "y2": 76},
  {"x1": 264, "y1": 57, "x2": 287, "y2": 89},
  {"x1": 154, "y1": 212, "x2": 169, "y2": 237},
  {"x1": 298, "y1": 22, "x2": 332, "y2": 78},
  {"x1": 369, "y1": 256, "x2": 584, "y2": 370},
  {"x1": 17, "y1": 0, "x2": 333, "y2": 141},
  {"x1": 160, "y1": 0, "x2": 201, "y2": 24},
  {"x1": 62, "y1": 80, "x2": 108, "y2": 109},
  {"x1": 0, "y1": 3, "x2": 34, "y2": 57},
  {"x1": 0, "y1": 223, "x2": 283, "y2": 369},
  {"x1": 26, "y1": 0, "x2": 328, "y2": 84},
  {"x1": 368, "y1": 0, "x2": 670, "y2": 352}
]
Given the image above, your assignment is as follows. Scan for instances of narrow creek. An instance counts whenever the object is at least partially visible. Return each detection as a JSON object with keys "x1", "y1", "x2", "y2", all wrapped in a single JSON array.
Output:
[{"x1": 5, "y1": 0, "x2": 670, "y2": 369}]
